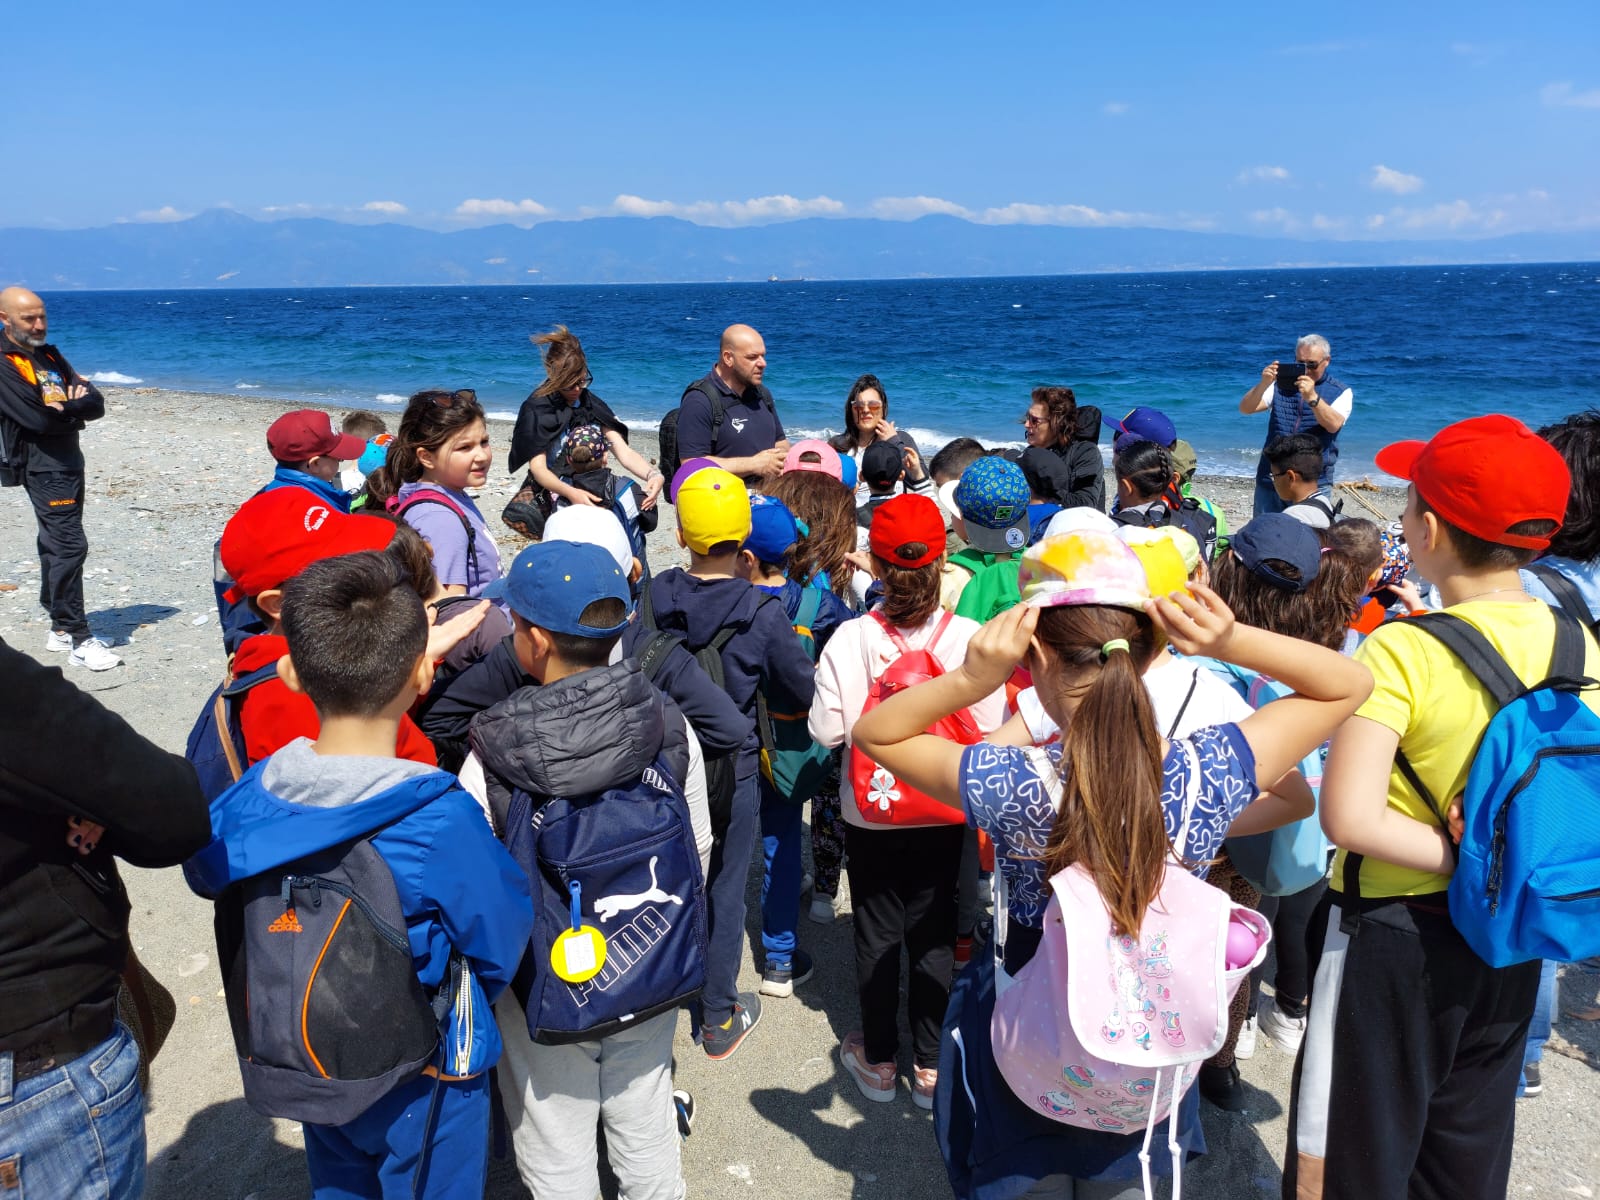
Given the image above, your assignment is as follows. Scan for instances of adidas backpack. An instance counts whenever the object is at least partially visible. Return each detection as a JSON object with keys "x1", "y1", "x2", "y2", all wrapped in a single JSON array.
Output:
[
  {"x1": 502, "y1": 753, "x2": 707, "y2": 1044},
  {"x1": 991, "y1": 754, "x2": 1270, "y2": 1194},
  {"x1": 848, "y1": 610, "x2": 979, "y2": 826},
  {"x1": 184, "y1": 662, "x2": 280, "y2": 802},
  {"x1": 214, "y1": 831, "x2": 462, "y2": 1125},
  {"x1": 759, "y1": 587, "x2": 834, "y2": 805},
  {"x1": 1344, "y1": 607, "x2": 1600, "y2": 967}
]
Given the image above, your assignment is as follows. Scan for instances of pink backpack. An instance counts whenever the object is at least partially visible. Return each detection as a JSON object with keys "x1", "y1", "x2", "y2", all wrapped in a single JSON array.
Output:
[{"x1": 990, "y1": 745, "x2": 1270, "y2": 1198}]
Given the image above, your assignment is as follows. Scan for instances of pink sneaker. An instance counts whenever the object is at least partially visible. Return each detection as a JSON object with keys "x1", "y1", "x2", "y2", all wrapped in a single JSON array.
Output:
[
  {"x1": 839, "y1": 1032, "x2": 897, "y2": 1103},
  {"x1": 912, "y1": 1065, "x2": 937, "y2": 1110}
]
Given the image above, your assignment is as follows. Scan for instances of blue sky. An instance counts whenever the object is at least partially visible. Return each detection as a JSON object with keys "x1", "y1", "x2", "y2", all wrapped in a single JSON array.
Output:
[{"x1": 16, "y1": 1, "x2": 1598, "y2": 239}]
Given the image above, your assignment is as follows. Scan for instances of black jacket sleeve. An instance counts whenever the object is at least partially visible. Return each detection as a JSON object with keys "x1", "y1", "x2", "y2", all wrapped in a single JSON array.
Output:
[
  {"x1": 415, "y1": 637, "x2": 530, "y2": 770},
  {"x1": 0, "y1": 638, "x2": 208, "y2": 867},
  {"x1": 1062, "y1": 441, "x2": 1107, "y2": 512},
  {"x1": 620, "y1": 621, "x2": 750, "y2": 757}
]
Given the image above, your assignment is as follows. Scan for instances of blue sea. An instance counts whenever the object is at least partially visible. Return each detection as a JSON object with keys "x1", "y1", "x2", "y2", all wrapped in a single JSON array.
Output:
[{"x1": 43, "y1": 263, "x2": 1600, "y2": 479}]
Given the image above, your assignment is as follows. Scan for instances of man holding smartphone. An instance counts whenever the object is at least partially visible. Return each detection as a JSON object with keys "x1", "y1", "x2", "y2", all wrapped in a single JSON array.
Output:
[{"x1": 1239, "y1": 333, "x2": 1352, "y2": 518}]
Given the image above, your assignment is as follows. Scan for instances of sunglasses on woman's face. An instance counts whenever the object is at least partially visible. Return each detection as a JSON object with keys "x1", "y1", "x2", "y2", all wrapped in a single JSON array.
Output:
[
  {"x1": 852, "y1": 399, "x2": 883, "y2": 412},
  {"x1": 418, "y1": 388, "x2": 476, "y2": 409}
]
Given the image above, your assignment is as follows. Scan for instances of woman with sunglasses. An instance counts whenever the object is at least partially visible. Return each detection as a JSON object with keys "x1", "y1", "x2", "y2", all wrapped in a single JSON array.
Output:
[
  {"x1": 507, "y1": 327, "x2": 663, "y2": 537},
  {"x1": 829, "y1": 374, "x2": 932, "y2": 504},
  {"x1": 372, "y1": 389, "x2": 504, "y2": 598},
  {"x1": 1022, "y1": 385, "x2": 1107, "y2": 513}
]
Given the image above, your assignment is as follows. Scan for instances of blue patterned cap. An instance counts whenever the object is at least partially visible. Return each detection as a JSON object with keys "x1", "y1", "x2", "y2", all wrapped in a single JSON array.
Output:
[{"x1": 953, "y1": 457, "x2": 1031, "y2": 554}]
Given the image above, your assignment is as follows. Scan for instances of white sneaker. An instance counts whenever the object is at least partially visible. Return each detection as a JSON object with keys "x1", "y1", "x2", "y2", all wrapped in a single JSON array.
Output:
[
  {"x1": 1236, "y1": 1014, "x2": 1258, "y2": 1060},
  {"x1": 45, "y1": 629, "x2": 72, "y2": 653},
  {"x1": 68, "y1": 637, "x2": 122, "y2": 672},
  {"x1": 808, "y1": 894, "x2": 838, "y2": 925},
  {"x1": 1258, "y1": 1002, "x2": 1307, "y2": 1055}
]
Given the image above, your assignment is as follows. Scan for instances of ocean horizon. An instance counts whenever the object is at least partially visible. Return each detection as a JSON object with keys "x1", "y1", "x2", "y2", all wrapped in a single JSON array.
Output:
[{"x1": 44, "y1": 262, "x2": 1600, "y2": 480}]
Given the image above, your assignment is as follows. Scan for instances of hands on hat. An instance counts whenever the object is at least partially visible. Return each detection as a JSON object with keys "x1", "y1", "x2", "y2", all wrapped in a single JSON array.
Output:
[
  {"x1": 960, "y1": 604, "x2": 1039, "y2": 696},
  {"x1": 1145, "y1": 582, "x2": 1236, "y2": 659}
]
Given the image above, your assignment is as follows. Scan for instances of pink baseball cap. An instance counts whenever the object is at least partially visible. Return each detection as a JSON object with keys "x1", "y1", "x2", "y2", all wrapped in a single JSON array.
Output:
[{"x1": 782, "y1": 439, "x2": 843, "y2": 480}]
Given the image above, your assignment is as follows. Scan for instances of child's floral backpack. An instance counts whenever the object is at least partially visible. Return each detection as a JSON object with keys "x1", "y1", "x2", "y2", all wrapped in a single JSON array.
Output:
[
  {"x1": 848, "y1": 610, "x2": 979, "y2": 826},
  {"x1": 990, "y1": 750, "x2": 1271, "y2": 1195}
]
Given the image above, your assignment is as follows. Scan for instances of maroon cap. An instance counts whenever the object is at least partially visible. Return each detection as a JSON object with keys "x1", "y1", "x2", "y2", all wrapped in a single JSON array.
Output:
[
  {"x1": 266, "y1": 409, "x2": 367, "y2": 463},
  {"x1": 1376, "y1": 414, "x2": 1570, "y2": 551}
]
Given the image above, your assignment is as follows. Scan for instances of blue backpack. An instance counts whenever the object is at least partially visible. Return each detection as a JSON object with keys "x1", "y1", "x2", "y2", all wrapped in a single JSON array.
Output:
[
  {"x1": 758, "y1": 587, "x2": 833, "y2": 805},
  {"x1": 1343, "y1": 608, "x2": 1600, "y2": 966},
  {"x1": 503, "y1": 754, "x2": 707, "y2": 1044},
  {"x1": 184, "y1": 663, "x2": 280, "y2": 801}
]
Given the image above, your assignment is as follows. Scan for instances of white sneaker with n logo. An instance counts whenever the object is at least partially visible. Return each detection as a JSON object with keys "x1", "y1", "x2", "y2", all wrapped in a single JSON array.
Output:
[{"x1": 69, "y1": 638, "x2": 123, "y2": 672}]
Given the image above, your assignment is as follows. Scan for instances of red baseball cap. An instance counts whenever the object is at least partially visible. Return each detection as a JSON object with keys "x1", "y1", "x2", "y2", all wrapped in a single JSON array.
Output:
[
  {"x1": 266, "y1": 409, "x2": 367, "y2": 463},
  {"x1": 220, "y1": 488, "x2": 397, "y2": 601},
  {"x1": 869, "y1": 494, "x2": 946, "y2": 569},
  {"x1": 1375, "y1": 414, "x2": 1570, "y2": 551}
]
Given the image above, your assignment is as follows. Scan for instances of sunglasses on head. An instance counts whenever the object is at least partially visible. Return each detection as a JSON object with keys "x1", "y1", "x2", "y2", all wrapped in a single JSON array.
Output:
[{"x1": 416, "y1": 388, "x2": 476, "y2": 409}]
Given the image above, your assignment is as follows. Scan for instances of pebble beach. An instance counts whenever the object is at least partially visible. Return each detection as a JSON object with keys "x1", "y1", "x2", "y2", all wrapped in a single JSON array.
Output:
[{"x1": 3, "y1": 387, "x2": 1597, "y2": 1199}]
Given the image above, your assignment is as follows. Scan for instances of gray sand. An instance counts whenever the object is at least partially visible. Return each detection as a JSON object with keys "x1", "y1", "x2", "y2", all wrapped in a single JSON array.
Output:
[{"x1": 2, "y1": 388, "x2": 1595, "y2": 1199}]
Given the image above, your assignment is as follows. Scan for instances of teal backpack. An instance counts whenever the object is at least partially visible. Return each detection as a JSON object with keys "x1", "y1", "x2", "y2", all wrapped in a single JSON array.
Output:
[{"x1": 758, "y1": 587, "x2": 832, "y2": 804}]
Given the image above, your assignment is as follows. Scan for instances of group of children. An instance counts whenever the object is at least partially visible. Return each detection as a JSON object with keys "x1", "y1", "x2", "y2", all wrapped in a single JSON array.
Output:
[{"x1": 166, "y1": 378, "x2": 1600, "y2": 1200}]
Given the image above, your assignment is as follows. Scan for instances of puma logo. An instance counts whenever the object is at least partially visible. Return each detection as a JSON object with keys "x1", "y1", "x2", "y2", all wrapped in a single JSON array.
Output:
[
  {"x1": 267, "y1": 907, "x2": 303, "y2": 933},
  {"x1": 593, "y1": 857, "x2": 683, "y2": 923}
]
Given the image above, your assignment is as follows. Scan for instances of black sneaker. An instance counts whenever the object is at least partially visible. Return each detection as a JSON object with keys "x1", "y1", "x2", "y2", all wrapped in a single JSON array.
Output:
[
  {"x1": 759, "y1": 949, "x2": 815, "y2": 998},
  {"x1": 1521, "y1": 1062, "x2": 1543, "y2": 1098},
  {"x1": 702, "y1": 993, "x2": 762, "y2": 1060},
  {"x1": 1198, "y1": 1061, "x2": 1248, "y2": 1112},
  {"x1": 673, "y1": 1089, "x2": 696, "y2": 1138}
]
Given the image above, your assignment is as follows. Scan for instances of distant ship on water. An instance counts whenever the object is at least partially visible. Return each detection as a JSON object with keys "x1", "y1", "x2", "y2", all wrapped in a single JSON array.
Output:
[{"x1": 767, "y1": 274, "x2": 805, "y2": 282}]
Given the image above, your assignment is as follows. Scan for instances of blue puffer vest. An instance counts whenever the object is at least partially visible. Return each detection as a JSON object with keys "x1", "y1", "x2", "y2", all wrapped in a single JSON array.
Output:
[{"x1": 1255, "y1": 374, "x2": 1346, "y2": 486}]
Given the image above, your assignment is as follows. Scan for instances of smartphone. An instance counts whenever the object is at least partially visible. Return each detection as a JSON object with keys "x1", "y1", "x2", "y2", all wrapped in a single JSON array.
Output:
[{"x1": 1275, "y1": 360, "x2": 1308, "y2": 395}]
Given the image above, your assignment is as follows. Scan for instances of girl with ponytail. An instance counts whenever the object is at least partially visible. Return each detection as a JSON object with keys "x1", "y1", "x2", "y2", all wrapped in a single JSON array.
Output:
[{"x1": 852, "y1": 529, "x2": 1370, "y2": 1198}]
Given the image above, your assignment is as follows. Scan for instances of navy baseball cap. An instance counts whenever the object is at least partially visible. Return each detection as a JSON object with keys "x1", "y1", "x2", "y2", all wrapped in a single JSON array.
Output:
[
  {"x1": 481, "y1": 540, "x2": 632, "y2": 635},
  {"x1": 1229, "y1": 514, "x2": 1322, "y2": 593},
  {"x1": 862, "y1": 441, "x2": 905, "y2": 488},
  {"x1": 746, "y1": 495, "x2": 799, "y2": 565},
  {"x1": 1108, "y1": 406, "x2": 1177, "y2": 452}
]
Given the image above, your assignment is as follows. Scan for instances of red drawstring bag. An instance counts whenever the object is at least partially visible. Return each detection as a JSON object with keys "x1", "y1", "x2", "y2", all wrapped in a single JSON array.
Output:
[{"x1": 849, "y1": 611, "x2": 979, "y2": 826}]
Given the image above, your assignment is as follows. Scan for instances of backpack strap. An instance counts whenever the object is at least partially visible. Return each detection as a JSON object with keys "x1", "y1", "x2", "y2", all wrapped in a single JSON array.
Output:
[
  {"x1": 795, "y1": 587, "x2": 824, "y2": 642},
  {"x1": 684, "y1": 381, "x2": 728, "y2": 450},
  {"x1": 1527, "y1": 563, "x2": 1597, "y2": 637},
  {"x1": 1403, "y1": 612, "x2": 1526, "y2": 710},
  {"x1": 390, "y1": 489, "x2": 481, "y2": 591},
  {"x1": 636, "y1": 629, "x2": 682, "y2": 684},
  {"x1": 214, "y1": 662, "x2": 283, "y2": 784},
  {"x1": 1164, "y1": 669, "x2": 1200, "y2": 741}
]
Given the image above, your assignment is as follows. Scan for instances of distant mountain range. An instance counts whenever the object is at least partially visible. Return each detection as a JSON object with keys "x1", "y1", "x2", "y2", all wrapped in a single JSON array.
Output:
[{"x1": 5, "y1": 209, "x2": 1597, "y2": 289}]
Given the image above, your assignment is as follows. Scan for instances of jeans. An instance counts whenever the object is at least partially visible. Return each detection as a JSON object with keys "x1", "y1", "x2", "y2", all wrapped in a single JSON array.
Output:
[
  {"x1": 0, "y1": 1023, "x2": 146, "y2": 1200},
  {"x1": 494, "y1": 998, "x2": 683, "y2": 1200},
  {"x1": 1520, "y1": 958, "x2": 1558, "y2": 1095},
  {"x1": 701, "y1": 769, "x2": 760, "y2": 1027},
  {"x1": 759, "y1": 778, "x2": 803, "y2": 966},
  {"x1": 302, "y1": 1071, "x2": 489, "y2": 1200}
]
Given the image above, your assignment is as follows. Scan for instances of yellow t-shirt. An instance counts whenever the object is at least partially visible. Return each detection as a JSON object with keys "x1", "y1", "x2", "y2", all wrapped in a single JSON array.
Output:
[{"x1": 1332, "y1": 598, "x2": 1600, "y2": 899}]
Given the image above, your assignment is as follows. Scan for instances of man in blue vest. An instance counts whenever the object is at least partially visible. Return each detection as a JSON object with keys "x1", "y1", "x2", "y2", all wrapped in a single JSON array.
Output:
[{"x1": 1239, "y1": 333, "x2": 1353, "y2": 518}]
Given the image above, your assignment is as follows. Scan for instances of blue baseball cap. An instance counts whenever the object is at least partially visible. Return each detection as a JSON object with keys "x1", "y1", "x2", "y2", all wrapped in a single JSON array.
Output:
[
  {"x1": 481, "y1": 540, "x2": 633, "y2": 635},
  {"x1": 1229, "y1": 514, "x2": 1322, "y2": 593},
  {"x1": 953, "y1": 457, "x2": 1031, "y2": 554},
  {"x1": 1108, "y1": 406, "x2": 1177, "y2": 452},
  {"x1": 746, "y1": 495, "x2": 799, "y2": 566},
  {"x1": 838, "y1": 453, "x2": 858, "y2": 490}
]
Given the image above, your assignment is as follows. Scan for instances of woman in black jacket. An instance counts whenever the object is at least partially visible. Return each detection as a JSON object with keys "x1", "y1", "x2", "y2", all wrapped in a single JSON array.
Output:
[
  {"x1": 1021, "y1": 384, "x2": 1106, "y2": 512},
  {"x1": 828, "y1": 374, "x2": 929, "y2": 502}
]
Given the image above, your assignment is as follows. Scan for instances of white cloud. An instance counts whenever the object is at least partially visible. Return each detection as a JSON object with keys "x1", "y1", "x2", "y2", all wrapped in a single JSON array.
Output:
[
  {"x1": 261, "y1": 202, "x2": 318, "y2": 215},
  {"x1": 977, "y1": 202, "x2": 1148, "y2": 227},
  {"x1": 606, "y1": 193, "x2": 844, "y2": 226},
  {"x1": 1102, "y1": 101, "x2": 1129, "y2": 116},
  {"x1": 1370, "y1": 164, "x2": 1424, "y2": 194},
  {"x1": 871, "y1": 195, "x2": 975, "y2": 220},
  {"x1": 1541, "y1": 82, "x2": 1600, "y2": 109},
  {"x1": 1237, "y1": 165, "x2": 1291, "y2": 184},
  {"x1": 133, "y1": 205, "x2": 192, "y2": 223},
  {"x1": 484, "y1": 257, "x2": 507, "y2": 265},
  {"x1": 361, "y1": 200, "x2": 408, "y2": 214},
  {"x1": 454, "y1": 198, "x2": 551, "y2": 222},
  {"x1": 1249, "y1": 207, "x2": 1298, "y2": 231}
]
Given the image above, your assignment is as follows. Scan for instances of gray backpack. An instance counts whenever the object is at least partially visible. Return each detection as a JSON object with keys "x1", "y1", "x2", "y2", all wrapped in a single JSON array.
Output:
[{"x1": 216, "y1": 834, "x2": 452, "y2": 1126}]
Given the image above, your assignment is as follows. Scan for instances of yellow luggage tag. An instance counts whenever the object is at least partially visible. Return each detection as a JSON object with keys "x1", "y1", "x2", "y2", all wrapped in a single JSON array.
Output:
[{"x1": 551, "y1": 880, "x2": 606, "y2": 984}]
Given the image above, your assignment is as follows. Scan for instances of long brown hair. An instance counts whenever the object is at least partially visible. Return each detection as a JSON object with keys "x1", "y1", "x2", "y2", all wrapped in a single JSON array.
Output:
[
  {"x1": 1210, "y1": 535, "x2": 1364, "y2": 652},
  {"x1": 876, "y1": 553, "x2": 943, "y2": 627},
  {"x1": 1034, "y1": 604, "x2": 1169, "y2": 936},
  {"x1": 368, "y1": 389, "x2": 487, "y2": 505},
  {"x1": 766, "y1": 470, "x2": 857, "y2": 602},
  {"x1": 532, "y1": 326, "x2": 588, "y2": 397}
]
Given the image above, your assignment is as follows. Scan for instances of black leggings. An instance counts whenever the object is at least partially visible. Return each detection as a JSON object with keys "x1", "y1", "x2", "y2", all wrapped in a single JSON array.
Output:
[{"x1": 1251, "y1": 876, "x2": 1327, "y2": 1018}]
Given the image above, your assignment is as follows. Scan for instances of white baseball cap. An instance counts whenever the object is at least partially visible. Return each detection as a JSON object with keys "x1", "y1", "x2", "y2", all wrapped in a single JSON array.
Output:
[{"x1": 542, "y1": 505, "x2": 633, "y2": 572}]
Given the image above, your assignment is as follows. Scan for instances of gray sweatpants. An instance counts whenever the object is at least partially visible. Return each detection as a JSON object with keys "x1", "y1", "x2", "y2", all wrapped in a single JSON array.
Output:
[{"x1": 494, "y1": 996, "x2": 685, "y2": 1200}]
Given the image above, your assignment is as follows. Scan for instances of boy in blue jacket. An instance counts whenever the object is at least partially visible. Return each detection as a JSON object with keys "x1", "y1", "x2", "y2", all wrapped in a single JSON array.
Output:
[
  {"x1": 645, "y1": 467, "x2": 816, "y2": 1058},
  {"x1": 187, "y1": 550, "x2": 532, "y2": 1200}
]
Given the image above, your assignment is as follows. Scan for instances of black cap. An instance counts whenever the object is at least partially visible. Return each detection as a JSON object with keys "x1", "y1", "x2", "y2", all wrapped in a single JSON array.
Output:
[{"x1": 862, "y1": 441, "x2": 905, "y2": 489}]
